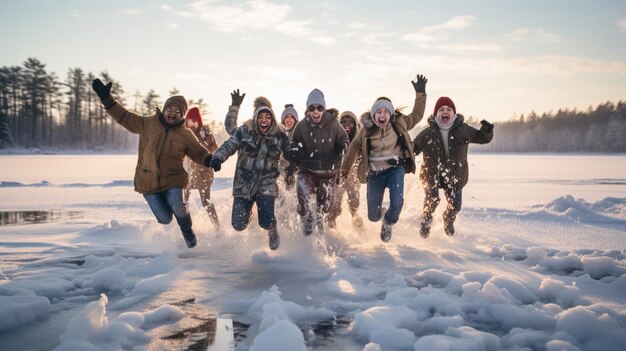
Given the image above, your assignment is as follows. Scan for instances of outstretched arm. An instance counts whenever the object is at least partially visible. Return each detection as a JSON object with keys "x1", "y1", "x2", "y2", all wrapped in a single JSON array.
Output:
[
  {"x1": 470, "y1": 120, "x2": 494, "y2": 144},
  {"x1": 92, "y1": 79, "x2": 145, "y2": 134},
  {"x1": 406, "y1": 74, "x2": 428, "y2": 130},
  {"x1": 224, "y1": 89, "x2": 245, "y2": 136}
]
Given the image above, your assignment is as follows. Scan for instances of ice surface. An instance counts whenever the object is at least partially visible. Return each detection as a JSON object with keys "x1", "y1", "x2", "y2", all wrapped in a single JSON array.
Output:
[{"x1": 0, "y1": 154, "x2": 625, "y2": 350}]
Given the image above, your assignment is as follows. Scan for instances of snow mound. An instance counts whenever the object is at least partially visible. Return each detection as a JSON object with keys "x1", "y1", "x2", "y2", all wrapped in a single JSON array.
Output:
[{"x1": 0, "y1": 288, "x2": 52, "y2": 333}]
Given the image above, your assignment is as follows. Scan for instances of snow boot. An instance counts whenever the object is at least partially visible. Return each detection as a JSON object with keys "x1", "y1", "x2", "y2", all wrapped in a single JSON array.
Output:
[
  {"x1": 268, "y1": 225, "x2": 280, "y2": 250},
  {"x1": 176, "y1": 215, "x2": 197, "y2": 248},
  {"x1": 420, "y1": 213, "x2": 432, "y2": 239},
  {"x1": 352, "y1": 215, "x2": 364, "y2": 230},
  {"x1": 380, "y1": 220, "x2": 393, "y2": 242},
  {"x1": 443, "y1": 218, "x2": 455, "y2": 237}
]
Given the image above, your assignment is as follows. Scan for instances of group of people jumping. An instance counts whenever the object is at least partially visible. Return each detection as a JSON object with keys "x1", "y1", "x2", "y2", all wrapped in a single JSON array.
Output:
[{"x1": 91, "y1": 73, "x2": 494, "y2": 250}]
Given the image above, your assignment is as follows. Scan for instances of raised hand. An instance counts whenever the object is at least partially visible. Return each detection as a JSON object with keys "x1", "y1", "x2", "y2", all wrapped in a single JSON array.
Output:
[
  {"x1": 231, "y1": 89, "x2": 246, "y2": 107},
  {"x1": 411, "y1": 74, "x2": 428, "y2": 94},
  {"x1": 92, "y1": 79, "x2": 112, "y2": 100},
  {"x1": 480, "y1": 119, "x2": 494, "y2": 133}
]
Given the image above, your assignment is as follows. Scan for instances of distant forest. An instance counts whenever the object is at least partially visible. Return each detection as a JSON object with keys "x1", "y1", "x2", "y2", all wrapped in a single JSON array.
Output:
[
  {"x1": 0, "y1": 57, "x2": 624, "y2": 152},
  {"x1": 0, "y1": 57, "x2": 217, "y2": 150}
]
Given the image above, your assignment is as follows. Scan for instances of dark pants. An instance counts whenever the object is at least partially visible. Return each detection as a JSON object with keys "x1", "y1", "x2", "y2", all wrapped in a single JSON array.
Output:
[
  {"x1": 144, "y1": 187, "x2": 192, "y2": 232},
  {"x1": 423, "y1": 178, "x2": 463, "y2": 223},
  {"x1": 327, "y1": 180, "x2": 360, "y2": 221},
  {"x1": 296, "y1": 169, "x2": 336, "y2": 218},
  {"x1": 232, "y1": 194, "x2": 276, "y2": 231},
  {"x1": 367, "y1": 166, "x2": 405, "y2": 224}
]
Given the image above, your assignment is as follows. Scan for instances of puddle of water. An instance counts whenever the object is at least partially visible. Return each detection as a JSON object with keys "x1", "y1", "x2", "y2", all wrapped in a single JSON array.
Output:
[{"x1": 0, "y1": 210, "x2": 82, "y2": 226}]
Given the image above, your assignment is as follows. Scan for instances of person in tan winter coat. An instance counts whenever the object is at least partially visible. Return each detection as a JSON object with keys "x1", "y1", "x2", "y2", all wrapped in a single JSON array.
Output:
[
  {"x1": 326, "y1": 111, "x2": 364, "y2": 229},
  {"x1": 288, "y1": 88, "x2": 349, "y2": 237},
  {"x1": 91, "y1": 79, "x2": 213, "y2": 249},
  {"x1": 413, "y1": 96, "x2": 493, "y2": 238},
  {"x1": 341, "y1": 74, "x2": 427, "y2": 242},
  {"x1": 184, "y1": 107, "x2": 219, "y2": 228}
]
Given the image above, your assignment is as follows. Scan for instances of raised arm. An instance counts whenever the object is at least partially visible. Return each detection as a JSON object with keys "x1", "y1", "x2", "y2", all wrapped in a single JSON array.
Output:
[
  {"x1": 224, "y1": 89, "x2": 245, "y2": 136},
  {"x1": 92, "y1": 79, "x2": 145, "y2": 134},
  {"x1": 406, "y1": 74, "x2": 428, "y2": 130}
]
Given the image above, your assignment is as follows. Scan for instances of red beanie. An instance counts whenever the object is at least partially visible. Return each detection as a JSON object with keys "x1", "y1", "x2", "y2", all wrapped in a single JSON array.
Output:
[
  {"x1": 434, "y1": 96, "x2": 456, "y2": 116},
  {"x1": 185, "y1": 107, "x2": 203, "y2": 127}
]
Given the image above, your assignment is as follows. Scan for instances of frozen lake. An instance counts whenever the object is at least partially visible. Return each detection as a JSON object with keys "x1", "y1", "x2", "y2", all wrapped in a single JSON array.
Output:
[{"x1": 0, "y1": 154, "x2": 625, "y2": 350}]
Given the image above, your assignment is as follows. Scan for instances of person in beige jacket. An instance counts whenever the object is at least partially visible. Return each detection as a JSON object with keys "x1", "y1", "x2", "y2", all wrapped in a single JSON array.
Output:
[
  {"x1": 341, "y1": 74, "x2": 427, "y2": 242},
  {"x1": 91, "y1": 79, "x2": 213, "y2": 248}
]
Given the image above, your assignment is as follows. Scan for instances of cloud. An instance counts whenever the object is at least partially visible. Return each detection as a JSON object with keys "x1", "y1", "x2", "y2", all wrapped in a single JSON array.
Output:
[
  {"x1": 360, "y1": 32, "x2": 398, "y2": 45},
  {"x1": 166, "y1": 22, "x2": 178, "y2": 30},
  {"x1": 508, "y1": 28, "x2": 561, "y2": 43},
  {"x1": 402, "y1": 15, "x2": 477, "y2": 47},
  {"x1": 617, "y1": 19, "x2": 626, "y2": 32},
  {"x1": 160, "y1": 5, "x2": 172, "y2": 12},
  {"x1": 120, "y1": 8, "x2": 141, "y2": 16},
  {"x1": 174, "y1": 0, "x2": 336, "y2": 45}
]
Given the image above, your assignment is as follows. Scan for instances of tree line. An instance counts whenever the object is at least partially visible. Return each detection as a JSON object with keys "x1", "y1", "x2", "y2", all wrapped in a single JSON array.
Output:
[
  {"x1": 0, "y1": 57, "x2": 216, "y2": 150},
  {"x1": 1, "y1": 57, "x2": 624, "y2": 152},
  {"x1": 473, "y1": 101, "x2": 626, "y2": 153}
]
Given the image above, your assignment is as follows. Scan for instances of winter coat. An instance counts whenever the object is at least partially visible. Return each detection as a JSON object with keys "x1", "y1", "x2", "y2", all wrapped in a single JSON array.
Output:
[
  {"x1": 413, "y1": 114, "x2": 493, "y2": 190},
  {"x1": 103, "y1": 96, "x2": 211, "y2": 194},
  {"x1": 213, "y1": 104, "x2": 290, "y2": 200},
  {"x1": 184, "y1": 125, "x2": 218, "y2": 190},
  {"x1": 339, "y1": 111, "x2": 362, "y2": 188},
  {"x1": 342, "y1": 93, "x2": 427, "y2": 183},
  {"x1": 224, "y1": 105, "x2": 239, "y2": 136},
  {"x1": 290, "y1": 109, "x2": 349, "y2": 176}
]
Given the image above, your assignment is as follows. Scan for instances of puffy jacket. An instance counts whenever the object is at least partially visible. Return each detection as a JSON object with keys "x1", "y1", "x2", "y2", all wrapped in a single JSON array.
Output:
[
  {"x1": 213, "y1": 103, "x2": 290, "y2": 199},
  {"x1": 413, "y1": 114, "x2": 493, "y2": 189},
  {"x1": 290, "y1": 108, "x2": 349, "y2": 176},
  {"x1": 103, "y1": 96, "x2": 211, "y2": 194},
  {"x1": 342, "y1": 93, "x2": 427, "y2": 183}
]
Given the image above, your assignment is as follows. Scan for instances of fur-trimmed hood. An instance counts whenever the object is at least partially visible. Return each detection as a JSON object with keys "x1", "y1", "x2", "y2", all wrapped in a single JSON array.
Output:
[{"x1": 249, "y1": 96, "x2": 279, "y2": 136}]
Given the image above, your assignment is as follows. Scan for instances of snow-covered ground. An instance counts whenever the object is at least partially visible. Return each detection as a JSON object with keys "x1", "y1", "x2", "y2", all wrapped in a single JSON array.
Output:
[{"x1": 0, "y1": 154, "x2": 625, "y2": 351}]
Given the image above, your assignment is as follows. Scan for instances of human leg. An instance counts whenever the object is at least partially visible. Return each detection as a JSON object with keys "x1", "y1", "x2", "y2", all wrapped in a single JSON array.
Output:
[{"x1": 232, "y1": 197, "x2": 254, "y2": 231}]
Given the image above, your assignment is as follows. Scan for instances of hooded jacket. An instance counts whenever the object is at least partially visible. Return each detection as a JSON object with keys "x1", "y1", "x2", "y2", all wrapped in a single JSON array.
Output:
[
  {"x1": 290, "y1": 108, "x2": 349, "y2": 177},
  {"x1": 342, "y1": 92, "x2": 427, "y2": 183},
  {"x1": 339, "y1": 111, "x2": 361, "y2": 187},
  {"x1": 103, "y1": 96, "x2": 211, "y2": 194},
  {"x1": 413, "y1": 114, "x2": 493, "y2": 190},
  {"x1": 213, "y1": 97, "x2": 290, "y2": 199}
]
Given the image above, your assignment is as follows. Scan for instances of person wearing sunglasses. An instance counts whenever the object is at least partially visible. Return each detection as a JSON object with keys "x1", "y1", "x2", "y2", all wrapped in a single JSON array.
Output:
[
  {"x1": 340, "y1": 74, "x2": 428, "y2": 242},
  {"x1": 208, "y1": 93, "x2": 291, "y2": 250},
  {"x1": 288, "y1": 89, "x2": 349, "y2": 236}
]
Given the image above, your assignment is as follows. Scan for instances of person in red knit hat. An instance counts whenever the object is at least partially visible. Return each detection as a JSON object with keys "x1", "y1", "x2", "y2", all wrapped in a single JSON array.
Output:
[
  {"x1": 184, "y1": 107, "x2": 220, "y2": 228},
  {"x1": 413, "y1": 96, "x2": 494, "y2": 238}
]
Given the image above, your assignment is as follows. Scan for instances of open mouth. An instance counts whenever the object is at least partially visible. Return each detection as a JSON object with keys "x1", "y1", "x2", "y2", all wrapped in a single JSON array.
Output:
[
  {"x1": 441, "y1": 115, "x2": 451, "y2": 124},
  {"x1": 377, "y1": 117, "x2": 387, "y2": 125}
]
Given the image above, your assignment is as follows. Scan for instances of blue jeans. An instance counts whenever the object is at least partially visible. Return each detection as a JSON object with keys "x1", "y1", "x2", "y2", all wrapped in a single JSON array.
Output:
[
  {"x1": 367, "y1": 166, "x2": 405, "y2": 224},
  {"x1": 232, "y1": 194, "x2": 276, "y2": 231},
  {"x1": 144, "y1": 187, "x2": 191, "y2": 231}
]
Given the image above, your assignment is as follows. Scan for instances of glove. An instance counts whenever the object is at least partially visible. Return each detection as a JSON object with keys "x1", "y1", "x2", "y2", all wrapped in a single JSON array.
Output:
[
  {"x1": 480, "y1": 120, "x2": 494, "y2": 133},
  {"x1": 288, "y1": 144, "x2": 304, "y2": 163},
  {"x1": 203, "y1": 154, "x2": 213, "y2": 167},
  {"x1": 411, "y1": 74, "x2": 427, "y2": 94},
  {"x1": 92, "y1": 79, "x2": 112, "y2": 100},
  {"x1": 334, "y1": 142, "x2": 347, "y2": 156},
  {"x1": 230, "y1": 89, "x2": 245, "y2": 107},
  {"x1": 209, "y1": 158, "x2": 222, "y2": 172}
]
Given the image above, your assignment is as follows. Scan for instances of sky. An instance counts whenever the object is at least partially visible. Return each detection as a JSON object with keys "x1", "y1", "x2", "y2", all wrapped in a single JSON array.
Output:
[{"x1": 1, "y1": 0, "x2": 626, "y2": 123}]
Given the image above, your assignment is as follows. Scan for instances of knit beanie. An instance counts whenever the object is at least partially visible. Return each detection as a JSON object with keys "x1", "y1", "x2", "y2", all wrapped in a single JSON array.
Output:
[
  {"x1": 185, "y1": 107, "x2": 203, "y2": 127},
  {"x1": 163, "y1": 95, "x2": 188, "y2": 117},
  {"x1": 281, "y1": 104, "x2": 299, "y2": 124},
  {"x1": 306, "y1": 88, "x2": 326, "y2": 109},
  {"x1": 370, "y1": 97, "x2": 395, "y2": 127},
  {"x1": 433, "y1": 96, "x2": 456, "y2": 116}
]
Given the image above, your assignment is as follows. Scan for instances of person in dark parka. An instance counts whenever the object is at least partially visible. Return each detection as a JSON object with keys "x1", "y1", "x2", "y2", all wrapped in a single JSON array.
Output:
[{"x1": 413, "y1": 96, "x2": 494, "y2": 237}]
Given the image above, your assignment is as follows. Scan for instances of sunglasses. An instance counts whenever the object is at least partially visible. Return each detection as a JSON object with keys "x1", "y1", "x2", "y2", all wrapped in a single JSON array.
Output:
[{"x1": 308, "y1": 105, "x2": 324, "y2": 112}]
